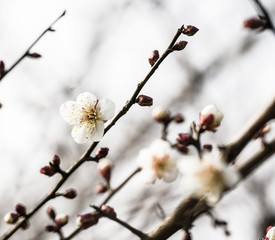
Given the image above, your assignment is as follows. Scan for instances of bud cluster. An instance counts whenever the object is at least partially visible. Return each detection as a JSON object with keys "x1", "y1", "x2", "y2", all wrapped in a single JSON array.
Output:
[
  {"x1": 40, "y1": 154, "x2": 65, "y2": 177},
  {"x1": 45, "y1": 207, "x2": 69, "y2": 233},
  {"x1": 4, "y1": 203, "x2": 29, "y2": 230}
]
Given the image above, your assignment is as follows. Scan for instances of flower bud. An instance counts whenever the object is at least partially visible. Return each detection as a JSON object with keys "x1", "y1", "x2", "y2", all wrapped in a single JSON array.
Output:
[
  {"x1": 46, "y1": 207, "x2": 56, "y2": 220},
  {"x1": 176, "y1": 143, "x2": 189, "y2": 154},
  {"x1": 63, "y1": 188, "x2": 77, "y2": 199},
  {"x1": 177, "y1": 133, "x2": 195, "y2": 146},
  {"x1": 15, "y1": 203, "x2": 27, "y2": 216},
  {"x1": 152, "y1": 106, "x2": 171, "y2": 123},
  {"x1": 21, "y1": 220, "x2": 30, "y2": 230},
  {"x1": 40, "y1": 165, "x2": 56, "y2": 177},
  {"x1": 76, "y1": 212, "x2": 100, "y2": 230},
  {"x1": 96, "y1": 147, "x2": 109, "y2": 159},
  {"x1": 0, "y1": 60, "x2": 5, "y2": 74},
  {"x1": 173, "y1": 114, "x2": 184, "y2": 123},
  {"x1": 100, "y1": 205, "x2": 117, "y2": 218},
  {"x1": 266, "y1": 226, "x2": 275, "y2": 240},
  {"x1": 51, "y1": 155, "x2": 60, "y2": 167},
  {"x1": 243, "y1": 17, "x2": 265, "y2": 30},
  {"x1": 136, "y1": 95, "x2": 153, "y2": 107},
  {"x1": 148, "y1": 50, "x2": 159, "y2": 67},
  {"x1": 203, "y1": 144, "x2": 212, "y2": 152},
  {"x1": 27, "y1": 52, "x2": 42, "y2": 58},
  {"x1": 97, "y1": 159, "x2": 112, "y2": 183},
  {"x1": 55, "y1": 214, "x2": 69, "y2": 228},
  {"x1": 172, "y1": 41, "x2": 188, "y2": 51},
  {"x1": 4, "y1": 213, "x2": 19, "y2": 224},
  {"x1": 199, "y1": 104, "x2": 223, "y2": 131},
  {"x1": 183, "y1": 25, "x2": 199, "y2": 36},
  {"x1": 45, "y1": 224, "x2": 58, "y2": 232},
  {"x1": 94, "y1": 183, "x2": 108, "y2": 194}
]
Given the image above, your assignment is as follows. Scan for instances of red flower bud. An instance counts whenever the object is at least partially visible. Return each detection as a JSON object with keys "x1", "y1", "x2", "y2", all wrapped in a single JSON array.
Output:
[
  {"x1": 45, "y1": 224, "x2": 58, "y2": 232},
  {"x1": 76, "y1": 212, "x2": 100, "y2": 230},
  {"x1": 96, "y1": 147, "x2": 109, "y2": 159},
  {"x1": 55, "y1": 214, "x2": 69, "y2": 228},
  {"x1": 27, "y1": 52, "x2": 42, "y2": 58},
  {"x1": 243, "y1": 17, "x2": 265, "y2": 30},
  {"x1": 51, "y1": 155, "x2": 60, "y2": 167},
  {"x1": 0, "y1": 60, "x2": 5, "y2": 74},
  {"x1": 203, "y1": 144, "x2": 212, "y2": 152},
  {"x1": 172, "y1": 41, "x2": 188, "y2": 51},
  {"x1": 40, "y1": 165, "x2": 56, "y2": 177},
  {"x1": 97, "y1": 159, "x2": 112, "y2": 183},
  {"x1": 15, "y1": 203, "x2": 27, "y2": 216},
  {"x1": 4, "y1": 213, "x2": 19, "y2": 224},
  {"x1": 100, "y1": 205, "x2": 117, "y2": 218},
  {"x1": 63, "y1": 188, "x2": 77, "y2": 199},
  {"x1": 46, "y1": 207, "x2": 56, "y2": 220},
  {"x1": 21, "y1": 220, "x2": 30, "y2": 230},
  {"x1": 177, "y1": 133, "x2": 195, "y2": 146},
  {"x1": 173, "y1": 114, "x2": 184, "y2": 123},
  {"x1": 183, "y1": 25, "x2": 199, "y2": 36},
  {"x1": 136, "y1": 95, "x2": 153, "y2": 107},
  {"x1": 148, "y1": 50, "x2": 159, "y2": 66},
  {"x1": 176, "y1": 143, "x2": 189, "y2": 154}
]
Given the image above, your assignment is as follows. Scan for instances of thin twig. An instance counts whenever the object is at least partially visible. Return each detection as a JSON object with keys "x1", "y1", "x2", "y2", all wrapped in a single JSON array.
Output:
[
  {"x1": 0, "y1": 10, "x2": 66, "y2": 82},
  {"x1": 250, "y1": 0, "x2": 275, "y2": 34},
  {"x1": 0, "y1": 25, "x2": 185, "y2": 240},
  {"x1": 92, "y1": 206, "x2": 149, "y2": 240}
]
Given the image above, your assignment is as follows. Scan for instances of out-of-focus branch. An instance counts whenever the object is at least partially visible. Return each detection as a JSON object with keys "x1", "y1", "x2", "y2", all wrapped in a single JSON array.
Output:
[
  {"x1": 221, "y1": 96, "x2": 275, "y2": 163},
  {"x1": 0, "y1": 25, "x2": 187, "y2": 240},
  {"x1": 251, "y1": 0, "x2": 275, "y2": 34},
  {"x1": 237, "y1": 138, "x2": 275, "y2": 178},
  {"x1": 0, "y1": 11, "x2": 66, "y2": 82}
]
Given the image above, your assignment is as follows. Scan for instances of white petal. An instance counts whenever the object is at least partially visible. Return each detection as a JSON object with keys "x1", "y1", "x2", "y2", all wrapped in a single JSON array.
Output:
[
  {"x1": 97, "y1": 98, "x2": 115, "y2": 120},
  {"x1": 141, "y1": 169, "x2": 156, "y2": 184},
  {"x1": 90, "y1": 121, "x2": 105, "y2": 142},
  {"x1": 71, "y1": 122, "x2": 94, "y2": 144},
  {"x1": 76, "y1": 92, "x2": 97, "y2": 109},
  {"x1": 137, "y1": 149, "x2": 152, "y2": 168},
  {"x1": 162, "y1": 168, "x2": 178, "y2": 183},
  {"x1": 59, "y1": 101, "x2": 80, "y2": 125}
]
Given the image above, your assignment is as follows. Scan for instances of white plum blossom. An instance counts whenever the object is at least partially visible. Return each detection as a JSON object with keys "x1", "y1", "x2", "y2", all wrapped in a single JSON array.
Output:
[
  {"x1": 60, "y1": 92, "x2": 115, "y2": 144},
  {"x1": 180, "y1": 154, "x2": 240, "y2": 206},
  {"x1": 199, "y1": 104, "x2": 223, "y2": 131},
  {"x1": 137, "y1": 139, "x2": 178, "y2": 184},
  {"x1": 266, "y1": 226, "x2": 275, "y2": 240}
]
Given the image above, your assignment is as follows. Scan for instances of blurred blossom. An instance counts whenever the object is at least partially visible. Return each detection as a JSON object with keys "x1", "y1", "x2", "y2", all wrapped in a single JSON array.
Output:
[
  {"x1": 60, "y1": 92, "x2": 115, "y2": 144},
  {"x1": 152, "y1": 106, "x2": 171, "y2": 123},
  {"x1": 97, "y1": 158, "x2": 112, "y2": 183},
  {"x1": 266, "y1": 226, "x2": 275, "y2": 240},
  {"x1": 199, "y1": 104, "x2": 223, "y2": 132},
  {"x1": 179, "y1": 154, "x2": 240, "y2": 206},
  {"x1": 137, "y1": 139, "x2": 178, "y2": 183}
]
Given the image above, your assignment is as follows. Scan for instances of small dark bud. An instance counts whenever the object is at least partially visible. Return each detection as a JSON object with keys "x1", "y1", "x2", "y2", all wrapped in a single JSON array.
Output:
[
  {"x1": 172, "y1": 41, "x2": 188, "y2": 51},
  {"x1": 40, "y1": 165, "x2": 56, "y2": 177},
  {"x1": 0, "y1": 60, "x2": 5, "y2": 74},
  {"x1": 15, "y1": 203, "x2": 27, "y2": 216},
  {"x1": 63, "y1": 188, "x2": 77, "y2": 199},
  {"x1": 4, "y1": 213, "x2": 19, "y2": 224},
  {"x1": 51, "y1": 155, "x2": 60, "y2": 167},
  {"x1": 46, "y1": 207, "x2": 56, "y2": 220},
  {"x1": 176, "y1": 143, "x2": 189, "y2": 154},
  {"x1": 45, "y1": 224, "x2": 58, "y2": 232},
  {"x1": 48, "y1": 28, "x2": 56, "y2": 32},
  {"x1": 173, "y1": 114, "x2": 184, "y2": 123},
  {"x1": 94, "y1": 183, "x2": 108, "y2": 194},
  {"x1": 96, "y1": 147, "x2": 109, "y2": 159},
  {"x1": 177, "y1": 133, "x2": 195, "y2": 146},
  {"x1": 203, "y1": 144, "x2": 212, "y2": 152},
  {"x1": 54, "y1": 214, "x2": 69, "y2": 228},
  {"x1": 243, "y1": 17, "x2": 265, "y2": 30},
  {"x1": 183, "y1": 25, "x2": 199, "y2": 36},
  {"x1": 0, "y1": 103, "x2": 2, "y2": 109},
  {"x1": 148, "y1": 50, "x2": 159, "y2": 67},
  {"x1": 136, "y1": 95, "x2": 153, "y2": 107},
  {"x1": 27, "y1": 52, "x2": 42, "y2": 58},
  {"x1": 76, "y1": 212, "x2": 100, "y2": 230},
  {"x1": 100, "y1": 205, "x2": 117, "y2": 218},
  {"x1": 21, "y1": 220, "x2": 30, "y2": 230}
]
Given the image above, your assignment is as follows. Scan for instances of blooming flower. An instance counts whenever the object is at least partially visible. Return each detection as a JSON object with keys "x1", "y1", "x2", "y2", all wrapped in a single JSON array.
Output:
[
  {"x1": 199, "y1": 104, "x2": 223, "y2": 131},
  {"x1": 60, "y1": 92, "x2": 115, "y2": 144},
  {"x1": 137, "y1": 139, "x2": 178, "y2": 184},
  {"x1": 179, "y1": 154, "x2": 240, "y2": 206},
  {"x1": 266, "y1": 226, "x2": 275, "y2": 240}
]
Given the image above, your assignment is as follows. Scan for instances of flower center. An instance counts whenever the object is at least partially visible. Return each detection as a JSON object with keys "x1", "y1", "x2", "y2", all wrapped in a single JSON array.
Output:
[{"x1": 152, "y1": 154, "x2": 170, "y2": 178}]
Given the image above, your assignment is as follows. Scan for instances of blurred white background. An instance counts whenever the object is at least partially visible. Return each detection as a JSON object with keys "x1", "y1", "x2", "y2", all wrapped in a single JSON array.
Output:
[{"x1": 0, "y1": 0, "x2": 275, "y2": 239}]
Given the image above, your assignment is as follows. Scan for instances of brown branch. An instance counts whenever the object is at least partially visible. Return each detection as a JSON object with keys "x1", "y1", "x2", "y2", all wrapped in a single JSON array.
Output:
[
  {"x1": 221, "y1": 96, "x2": 275, "y2": 163},
  {"x1": 0, "y1": 11, "x2": 66, "y2": 82},
  {"x1": 0, "y1": 25, "x2": 186, "y2": 240}
]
